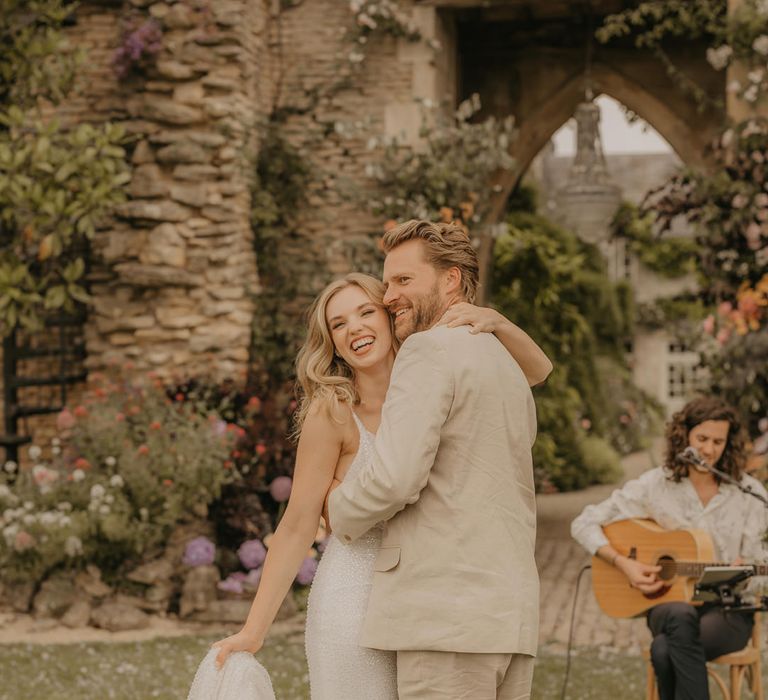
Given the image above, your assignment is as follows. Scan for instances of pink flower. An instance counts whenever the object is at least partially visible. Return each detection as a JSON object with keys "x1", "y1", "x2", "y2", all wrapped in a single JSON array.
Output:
[
  {"x1": 269, "y1": 476, "x2": 292, "y2": 503},
  {"x1": 14, "y1": 531, "x2": 35, "y2": 552},
  {"x1": 702, "y1": 314, "x2": 716, "y2": 335},
  {"x1": 74, "y1": 457, "x2": 91, "y2": 471},
  {"x1": 73, "y1": 405, "x2": 88, "y2": 418},
  {"x1": 718, "y1": 301, "x2": 733, "y2": 317},
  {"x1": 580, "y1": 418, "x2": 592, "y2": 430},
  {"x1": 137, "y1": 444, "x2": 149, "y2": 456},
  {"x1": 255, "y1": 443, "x2": 267, "y2": 457},
  {"x1": 57, "y1": 409, "x2": 76, "y2": 431},
  {"x1": 716, "y1": 327, "x2": 732, "y2": 346}
]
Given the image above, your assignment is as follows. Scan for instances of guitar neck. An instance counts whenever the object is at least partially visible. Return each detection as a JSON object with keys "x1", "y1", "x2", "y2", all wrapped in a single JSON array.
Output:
[{"x1": 675, "y1": 561, "x2": 768, "y2": 577}]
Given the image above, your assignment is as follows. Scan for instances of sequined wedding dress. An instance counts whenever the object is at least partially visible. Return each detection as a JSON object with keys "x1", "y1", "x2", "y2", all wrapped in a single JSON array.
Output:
[
  {"x1": 187, "y1": 648, "x2": 275, "y2": 700},
  {"x1": 304, "y1": 413, "x2": 398, "y2": 699}
]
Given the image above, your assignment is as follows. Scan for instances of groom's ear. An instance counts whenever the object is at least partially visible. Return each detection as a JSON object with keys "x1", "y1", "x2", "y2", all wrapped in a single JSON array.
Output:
[{"x1": 442, "y1": 266, "x2": 462, "y2": 295}]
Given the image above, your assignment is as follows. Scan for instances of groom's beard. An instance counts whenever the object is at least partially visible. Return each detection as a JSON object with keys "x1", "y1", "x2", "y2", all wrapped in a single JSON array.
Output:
[{"x1": 394, "y1": 282, "x2": 443, "y2": 342}]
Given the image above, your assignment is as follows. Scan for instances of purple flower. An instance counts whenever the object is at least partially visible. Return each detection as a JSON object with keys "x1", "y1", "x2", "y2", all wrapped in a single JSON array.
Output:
[
  {"x1": 269, "y1": 476, "x2": 292, "y2": 503},
  {"x1": 183, "y1": 536, "x2": 216, "y2": 567},
  {"x1": 316, "y1": 536, "x2": 330, "y2": 554},
  {"x1": 237, "y1": 539, "x2": 267, "y2": 569},
  {"x1": 217, "y1": 576, "x2": 244, "y2": 595},
  {"x1": 296, "y1": 556, "x2": 318, "y2": 585},
  {"x1": 245, "y1": 567, "x2": 262, "y2": 588}
]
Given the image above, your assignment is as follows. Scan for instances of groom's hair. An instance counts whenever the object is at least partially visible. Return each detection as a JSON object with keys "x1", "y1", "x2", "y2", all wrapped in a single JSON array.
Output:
[{"x1": 381, "y1": 219, "x2": 479, "y2": 303}]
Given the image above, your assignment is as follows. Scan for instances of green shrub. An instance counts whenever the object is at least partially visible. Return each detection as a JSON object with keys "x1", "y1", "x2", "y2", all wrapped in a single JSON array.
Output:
[{"x1": 0, "y1": 371, "x2": 239, "y2": 585}]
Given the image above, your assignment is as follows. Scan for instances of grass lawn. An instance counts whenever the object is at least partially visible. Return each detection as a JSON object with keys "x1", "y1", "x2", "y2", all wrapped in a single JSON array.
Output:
[{"x1": 0, "y1": 634, "x2": 759, "y2": 699}]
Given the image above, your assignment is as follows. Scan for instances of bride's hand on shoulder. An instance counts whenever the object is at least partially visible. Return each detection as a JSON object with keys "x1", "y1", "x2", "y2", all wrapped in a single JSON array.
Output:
[
  {"x1": 437, "y1": 302, "x2": 502, "y2": 335},
  {"x1": 212, "y1": 630, "x2": 264, "y2": 669}
]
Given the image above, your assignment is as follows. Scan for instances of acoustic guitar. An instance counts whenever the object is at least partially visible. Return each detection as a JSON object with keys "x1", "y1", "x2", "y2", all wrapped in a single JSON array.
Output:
[{"x1": 591, "y1": 519, "x2": 768, "y2": 618}]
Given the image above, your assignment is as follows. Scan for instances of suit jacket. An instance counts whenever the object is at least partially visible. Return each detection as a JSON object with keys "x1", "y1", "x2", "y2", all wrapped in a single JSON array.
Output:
[{"x1": 328, "y1": 325, "x2": 539, "y2": 654}]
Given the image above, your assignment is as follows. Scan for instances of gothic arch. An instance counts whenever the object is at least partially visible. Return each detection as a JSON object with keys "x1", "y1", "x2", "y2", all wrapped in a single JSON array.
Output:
[{"x1": 485, "y1": 61, "x2": 721, "y2": 223}]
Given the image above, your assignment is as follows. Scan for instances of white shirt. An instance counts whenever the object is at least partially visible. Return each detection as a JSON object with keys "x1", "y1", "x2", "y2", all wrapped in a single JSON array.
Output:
[{"x1": 571, "y1": 467, "x2": 768, "y2": 564}]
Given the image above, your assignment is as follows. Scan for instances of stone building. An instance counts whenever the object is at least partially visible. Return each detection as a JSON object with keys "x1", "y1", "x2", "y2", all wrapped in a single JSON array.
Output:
[{"x1": 0, "y1": 0, "x2": 743, "y2": 453}]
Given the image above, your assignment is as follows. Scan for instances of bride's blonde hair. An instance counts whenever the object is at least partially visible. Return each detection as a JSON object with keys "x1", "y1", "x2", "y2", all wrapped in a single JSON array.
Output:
[{"x1": 294, "y1": 272, "x2": 392, "y2": 433}]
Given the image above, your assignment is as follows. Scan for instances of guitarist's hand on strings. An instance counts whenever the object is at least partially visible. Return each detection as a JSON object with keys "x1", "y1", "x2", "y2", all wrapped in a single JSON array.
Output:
[{"x1": 616, "y1": 556, "x2": 663, "y2": 593}]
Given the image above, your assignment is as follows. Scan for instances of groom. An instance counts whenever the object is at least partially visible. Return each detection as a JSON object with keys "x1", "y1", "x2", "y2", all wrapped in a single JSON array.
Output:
[{"x1": 328, "y1": 220, "x2": 541, "y2": 699}]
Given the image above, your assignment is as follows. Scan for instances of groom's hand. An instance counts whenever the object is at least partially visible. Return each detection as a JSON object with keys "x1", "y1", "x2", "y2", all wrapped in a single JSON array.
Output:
[{"x1": 322, "y1": 477, "x2": 342, "y2": 534}]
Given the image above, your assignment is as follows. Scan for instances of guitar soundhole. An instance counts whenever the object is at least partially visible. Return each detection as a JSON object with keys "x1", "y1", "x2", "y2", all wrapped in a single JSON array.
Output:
[
  {"x1": 656, "y1": 555, "x2": 677, "y2": 582},
  {"x1": 640, "y1": 555, "x2": 675, "y2": 600}
]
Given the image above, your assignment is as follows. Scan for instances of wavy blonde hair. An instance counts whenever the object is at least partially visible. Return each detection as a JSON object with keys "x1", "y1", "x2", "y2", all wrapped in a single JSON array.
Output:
[{"x1": 294, "y1": 273, "x2": 392, "y2": 434}]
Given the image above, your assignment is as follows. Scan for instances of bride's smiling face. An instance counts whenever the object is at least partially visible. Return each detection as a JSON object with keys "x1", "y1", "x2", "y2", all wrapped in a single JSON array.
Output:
[{"x1": 326, "y1": 285, "x2": 393, "y2": 371}]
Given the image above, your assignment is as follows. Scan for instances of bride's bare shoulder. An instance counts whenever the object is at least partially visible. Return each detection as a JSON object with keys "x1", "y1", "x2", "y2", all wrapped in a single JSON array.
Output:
[{"x1": 301, "y1": 397, "x2": 355, "y2": 446}]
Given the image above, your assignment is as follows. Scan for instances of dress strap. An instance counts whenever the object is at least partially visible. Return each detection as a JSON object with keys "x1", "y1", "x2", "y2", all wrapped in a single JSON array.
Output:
[{"x1": 350, "y1": 410, "x2": 373, "y2": 440}]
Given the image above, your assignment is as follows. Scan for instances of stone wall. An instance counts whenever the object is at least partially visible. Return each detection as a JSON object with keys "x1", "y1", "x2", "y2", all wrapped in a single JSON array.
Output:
[{"x1": 65, "y1": 0, "x2": 272, "y2": 381}]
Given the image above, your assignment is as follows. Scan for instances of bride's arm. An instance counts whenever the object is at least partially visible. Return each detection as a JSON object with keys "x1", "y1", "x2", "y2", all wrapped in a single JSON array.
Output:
[
  {"x1": 437, "y1": 302, "x2": 553, "y2": 386},
  {"x1": 213, "y1": 402, "x2": 342, "y2": 666}
]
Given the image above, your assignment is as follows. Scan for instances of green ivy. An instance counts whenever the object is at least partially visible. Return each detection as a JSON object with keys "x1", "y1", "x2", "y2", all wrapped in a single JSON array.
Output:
[
  {"x1": 492, "y1": 209, "x2": 660, "y2": 491},
  {"x1": 249, "y1": 125, "x2": 312, "y2": 386},
  {"x1": 364, "y1": 95, "x2": 516, "y2": 226},
  {"x1": 611, "y1": 202, "x2": 699, "y2": 278},
  {"x1": 0, "y1": 1, "x2": 130, "y2": 334}
]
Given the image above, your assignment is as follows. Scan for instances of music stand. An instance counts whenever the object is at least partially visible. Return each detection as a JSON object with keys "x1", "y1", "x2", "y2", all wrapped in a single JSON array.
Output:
[{"x1": 693, "y1": 566, "x2": 756, "y2": 607}]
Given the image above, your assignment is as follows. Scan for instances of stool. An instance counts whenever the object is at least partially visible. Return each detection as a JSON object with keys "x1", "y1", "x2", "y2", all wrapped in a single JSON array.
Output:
[{"x1": 643, "y1": 613, "x2": 763, "y2": 700}]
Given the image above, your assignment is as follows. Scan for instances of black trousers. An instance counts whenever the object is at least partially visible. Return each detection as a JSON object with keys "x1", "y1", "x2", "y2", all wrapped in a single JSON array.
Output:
[{"x1": 647, "y1": 602, "x2": 754, "y2": 700}]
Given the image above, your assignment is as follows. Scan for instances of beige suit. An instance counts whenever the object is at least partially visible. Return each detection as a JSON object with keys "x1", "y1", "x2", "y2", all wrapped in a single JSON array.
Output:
[{"x1": 328, "y1": 325, "x2": 539, "y2": 659}]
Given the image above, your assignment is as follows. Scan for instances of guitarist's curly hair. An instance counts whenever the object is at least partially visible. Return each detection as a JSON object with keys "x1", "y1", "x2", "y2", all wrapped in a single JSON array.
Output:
[{"x1": 664, "y1": 396, "x2": 748, "y2": 483}]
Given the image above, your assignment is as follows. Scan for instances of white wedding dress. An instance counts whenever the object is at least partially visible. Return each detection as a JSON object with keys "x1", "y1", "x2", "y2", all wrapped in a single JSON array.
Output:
[
  {"x1": 187, "y1": 413, "x2": 397, "y2": 699},
  {"x1": 304, "y1": 412, "x2": 397, "y2": 698}
]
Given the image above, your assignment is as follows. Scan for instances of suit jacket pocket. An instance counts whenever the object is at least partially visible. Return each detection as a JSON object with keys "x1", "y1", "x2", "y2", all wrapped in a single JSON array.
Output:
[{"x1": 373, "y1": 546, "x2": 401, "y2": 572}]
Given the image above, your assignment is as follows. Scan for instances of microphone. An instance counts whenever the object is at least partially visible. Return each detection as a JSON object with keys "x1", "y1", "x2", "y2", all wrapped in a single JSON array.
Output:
[{"x1": 678, "y1": 446, "x2": 710, "y2": 473}]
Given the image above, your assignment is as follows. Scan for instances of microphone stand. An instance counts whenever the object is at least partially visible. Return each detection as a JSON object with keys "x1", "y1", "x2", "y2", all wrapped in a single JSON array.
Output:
[
  {"x1": 680, "y1": 452, "x2": 768, "y2": 509},
  {"x1": 680, "y1": 449, "x2": 768, "y2": 612}
]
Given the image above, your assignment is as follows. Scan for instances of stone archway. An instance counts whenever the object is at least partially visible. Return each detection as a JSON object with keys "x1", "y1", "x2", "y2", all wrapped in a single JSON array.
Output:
[{"x1": 487, "y1": 59, "x2": 719, "y2": 223}]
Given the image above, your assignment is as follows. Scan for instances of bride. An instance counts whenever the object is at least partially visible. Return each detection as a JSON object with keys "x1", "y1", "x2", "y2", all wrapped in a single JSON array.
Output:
[{"x1": 190, "y1": 272, "x2": 551, "y2": 699}]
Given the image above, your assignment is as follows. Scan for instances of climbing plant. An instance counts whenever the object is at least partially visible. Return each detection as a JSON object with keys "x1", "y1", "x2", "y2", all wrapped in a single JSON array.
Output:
[{"x1": 0, "y1": 0, "x2": 130, "y2": 334}]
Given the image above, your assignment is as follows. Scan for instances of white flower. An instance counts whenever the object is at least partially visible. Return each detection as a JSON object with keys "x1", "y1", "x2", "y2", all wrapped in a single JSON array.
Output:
[
  {"x1": 348, "y1": 51, "x2": 365, "y2": 64},
  {"x1": 23, "y1": 501, "x2": 33, "y2": 511},
  {"x1": 3, "y1": 524, "x2": 19, "y2": 545},
  {"x1": 139, "y1": 507, "x2": 149, "y2": 521},
  {"x1": 98, "y1": 504, "x2": 111, "y2": 516},
  {"x1": 3, "y1": 461, "x2": 17, "y2": 474},
  {"x1": 105, "y1": 456, "x2": 117, "y2": 468},
  {"x1": 39, "y1": 512, "x2": 57, "y2": 526},
  {"x1": 109, "y1": 474, "x2": 123, "y2": 488},
  {"x1": 754, "y1": 35, "x2": 768, "y2": 56},
  {"x1": 727, "y1": 79, "x2": 743, "y2": 94},
  {"x1": 61, "y1": 515, "x2": 71, "y2": 527},
  {"x1": 57, "y1": 501, "x2": 72, "y2": 512},
  {"x1": 706, "y1": 44, "x2": 733, "y2": 71},
  {"x1": 73, "y1": 469, "x2": 85, "y2": 482},
  {"x1": 51, "y1": 446, "x2": 61, "y2": 456},
  {"x1": 744, "y1": 84, "x2": 760, "y2": 103},
  {"x1": 51, "y1": 437, "x2": 60, "y2": 447},
  {"x1": 90, "y1": 484, "x2": 105, "y2": 501},
  {"x1": 28, "y1": 445, "x2": 42, "y2": 461},
  {"x1": 0, "y1": 485, "x2": 11, "y2": 500},
  {"x1": 22, "y1": 514, "x2": 35, "y2": 526},
  {"x1": 65, "y1": 536, "x2": 83, "y2": 557},
  {"x1": 105, "y1": 494, "x2": 115, "y2": 505}
]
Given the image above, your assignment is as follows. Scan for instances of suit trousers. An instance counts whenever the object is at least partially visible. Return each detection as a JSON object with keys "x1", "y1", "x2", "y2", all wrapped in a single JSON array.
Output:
[
  {"x1": 396, "y1": 650, "x2": 534, "y2": 700},
  {"x1": 647, "y1": 601, "x2": 754, "y2": 700}
]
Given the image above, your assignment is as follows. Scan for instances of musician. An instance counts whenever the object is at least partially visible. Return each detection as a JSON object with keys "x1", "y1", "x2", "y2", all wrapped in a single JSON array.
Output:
[{"x1": 571, "y1": 396, "x2": 768, "y2": 700}]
